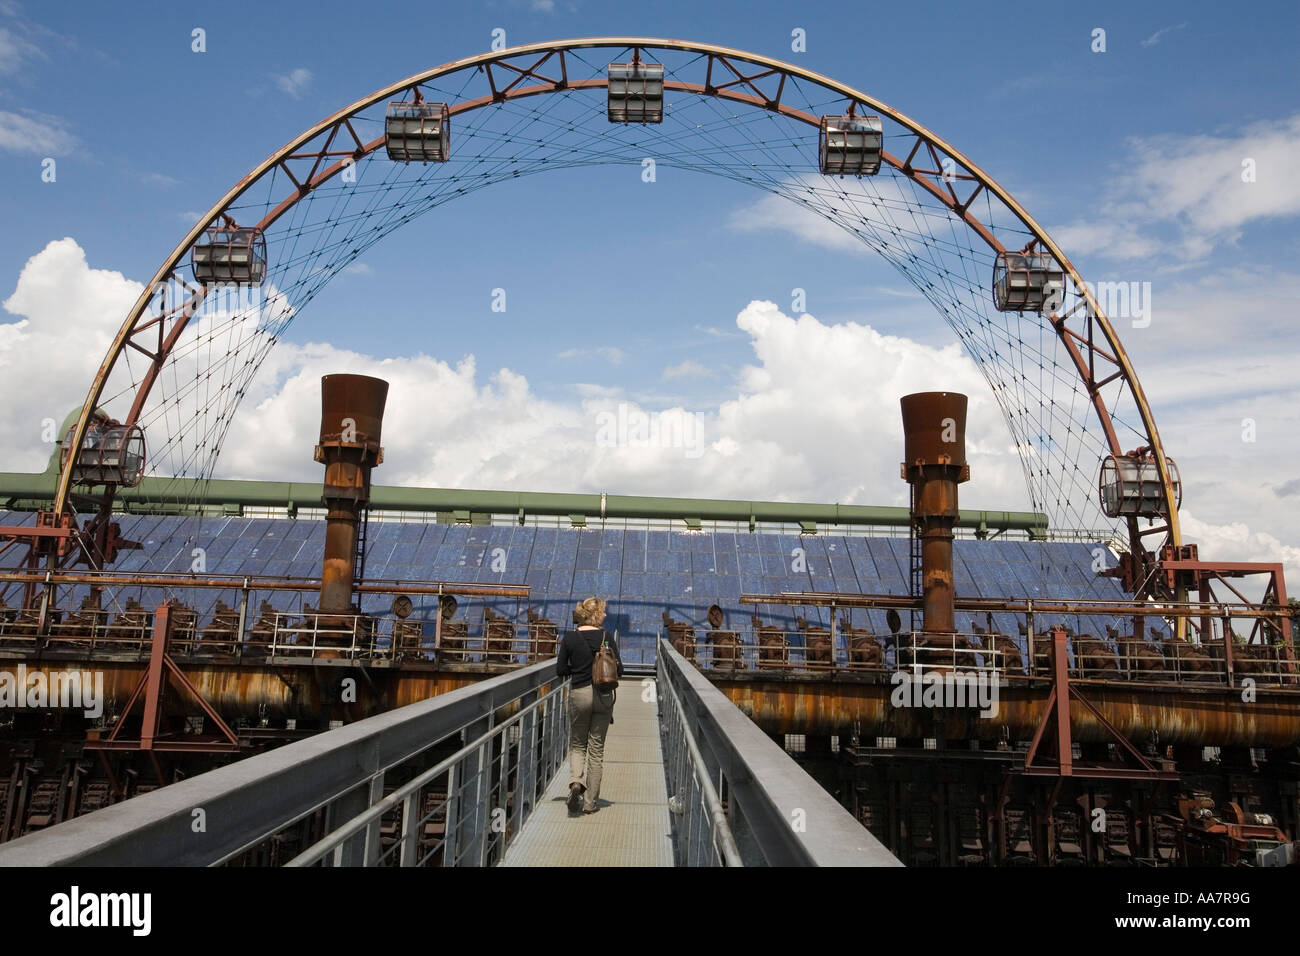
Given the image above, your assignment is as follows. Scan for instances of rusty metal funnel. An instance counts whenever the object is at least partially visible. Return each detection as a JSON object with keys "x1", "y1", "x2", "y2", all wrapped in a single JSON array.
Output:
[
  {"x1": 315, "y1": 374, "x2": 388, "y2": 616},
  {"x1": 900, "y1": 392, "x2": 969, "y2": 639},
  {"x1": 901, "y1": 392, "x2": 967, "y2": 470}
]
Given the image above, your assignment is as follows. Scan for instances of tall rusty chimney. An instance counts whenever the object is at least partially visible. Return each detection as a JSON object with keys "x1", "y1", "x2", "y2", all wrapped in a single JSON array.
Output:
[
  {"x1": 315, "y1": 374, "x2": 388, "y2": 615},
  {"x1": 900, "y1": 392, "x2": 969, "y2": 637}
]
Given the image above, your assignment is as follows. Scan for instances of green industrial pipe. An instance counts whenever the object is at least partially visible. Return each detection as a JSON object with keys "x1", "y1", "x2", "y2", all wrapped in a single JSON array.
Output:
[{"x1": 0, "y1": 466, "x2": 1048, "y2": 536}]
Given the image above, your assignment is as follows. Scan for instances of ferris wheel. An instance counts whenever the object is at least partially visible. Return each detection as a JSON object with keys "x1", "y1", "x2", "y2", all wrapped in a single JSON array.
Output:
[{"x1": 8, "y1": 38, "x2": 1183, "y2": 600}]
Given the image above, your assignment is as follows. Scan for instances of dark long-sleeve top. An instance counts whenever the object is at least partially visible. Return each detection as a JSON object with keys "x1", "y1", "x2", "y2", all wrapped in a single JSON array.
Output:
[{"x1": 555, "y1": 626, "x2": 624, "y2": 688}]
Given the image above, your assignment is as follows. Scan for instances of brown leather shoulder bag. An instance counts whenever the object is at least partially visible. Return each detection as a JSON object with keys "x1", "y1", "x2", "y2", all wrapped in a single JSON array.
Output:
[{"x1": 592, "y1": 631, "x2": 620, "y2": 691}]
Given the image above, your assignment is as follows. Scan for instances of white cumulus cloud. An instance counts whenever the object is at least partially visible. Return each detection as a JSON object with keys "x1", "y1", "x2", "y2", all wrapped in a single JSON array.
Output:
[
  {"x1": 5, "y1": 239, "x2": 1299, "y2": 590},
  {"x1": 0, "y1": 24, "x2": 42, "y2": 74},
  {"x1": 557, "y1": 345, "x2": 624, "y2": 365},
  {"x1": 1051, "y1": 113, "x2": 1300, "y2": 261},
  {"x1": 0, "y1": 239, "x2": 143, "y2": 470},
  {"x1": 1141, "y1": 22, "x2": 1189, "y2": 47},
  {"x1": 0, "y1": 109, "x2": 77, "y2": 155},
  {"x1": 662, "y1": 359, "x2": 707, "y2": 380},
  {"x1": 272, "y1": 68, "x2": 312, "y2": 99}
]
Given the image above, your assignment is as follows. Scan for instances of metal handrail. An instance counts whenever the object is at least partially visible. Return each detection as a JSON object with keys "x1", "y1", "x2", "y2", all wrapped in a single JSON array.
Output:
[
  {"x1": 658, "y1": 653, "x2": 742, "y2": 866},
  {"x1": 0, "y1": 568, "x2": 528, "y2": 596},
  {"x1": 657, "y1": 638, "x2": 901, "y2": 866},
  {"x1": 0, "y1": 659, "x2": 560, "y2": 866},
  {"x1": 286, "y1": 679, "x2": 570, "y2": 867},
  {"x1": 663, "y1": 625, "x2": 1298, "y2": 688}
]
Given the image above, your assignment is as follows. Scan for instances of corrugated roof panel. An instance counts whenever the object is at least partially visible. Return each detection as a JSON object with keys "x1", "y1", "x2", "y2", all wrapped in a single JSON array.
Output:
[
  {"x1": 0, "y1": 512, "x2": 1135, "y2": 664},
  {"x1": 642, "y1": 573, "x2": 670, "y2": 596},
  {"x1": 621, "y1": 546, "x2": 647, "y2": 573},
  {"x1": 690, "y1": 548, "x2": 717, "y2": 575},
  {"x1": 865, "y1": 537, "x2": 904, "y2": 580},
  {"x1": 645, "y1": 550, "x2": 673, "y2": 573},
  {"x1": 667, "y1": 532, "x2": 693, "y2": 552}
]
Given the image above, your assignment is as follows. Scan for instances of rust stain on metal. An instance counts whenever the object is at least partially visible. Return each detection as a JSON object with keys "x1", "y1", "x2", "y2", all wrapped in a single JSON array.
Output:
[{"x1": 711, "y1": 677, "x2": 1300, "y2": 747}]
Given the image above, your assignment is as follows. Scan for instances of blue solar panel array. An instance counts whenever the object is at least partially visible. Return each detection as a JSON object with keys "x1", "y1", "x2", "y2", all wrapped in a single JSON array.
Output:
[{"x1": 0, "y1": 511, "x2": 1131, "y2": 665}]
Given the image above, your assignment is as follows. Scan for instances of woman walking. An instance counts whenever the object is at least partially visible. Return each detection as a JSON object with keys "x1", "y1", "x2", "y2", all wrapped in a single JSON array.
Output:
[{"x1": 556, "y1": 597, "x2": 624, "y2": 814}]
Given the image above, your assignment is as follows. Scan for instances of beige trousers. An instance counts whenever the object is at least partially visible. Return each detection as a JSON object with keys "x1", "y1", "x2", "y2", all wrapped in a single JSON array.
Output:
[{"x1": 568, "y1": 683, "x2": 615, "y2": 811}]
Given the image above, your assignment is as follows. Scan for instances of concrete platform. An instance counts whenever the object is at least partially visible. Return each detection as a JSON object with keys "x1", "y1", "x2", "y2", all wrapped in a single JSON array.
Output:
[{"x1": 502, "y1": 678, "x2": 674, "y2": 867}]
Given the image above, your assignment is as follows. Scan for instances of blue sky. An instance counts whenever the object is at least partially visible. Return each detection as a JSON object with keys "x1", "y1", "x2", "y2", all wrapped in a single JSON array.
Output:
[
  {"x1": 4, "y1": 1, "x2": 1295, "y2": 371},
  {"x1": 1, "y1": 0, "x2": 1299, "y2": 575}
]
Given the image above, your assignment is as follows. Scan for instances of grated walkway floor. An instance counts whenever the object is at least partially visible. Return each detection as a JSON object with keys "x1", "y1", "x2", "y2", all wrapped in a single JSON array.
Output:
[{"x1": 502, "y1": 678, "x2": 675, "y2": 867}]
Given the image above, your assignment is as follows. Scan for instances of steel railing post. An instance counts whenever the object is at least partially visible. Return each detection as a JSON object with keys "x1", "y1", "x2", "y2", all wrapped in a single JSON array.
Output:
[
  {"x1": 443, "y1": 764, "x2": 459, "y2": 866},
  {"x1": 361, "y1": 773, "x2": 384, "y2": 866},
  {"x1": 476, "y1": 740, "x2": 492, "y2": 867},
  {"x1": 399, "y1": 790, "x2": 419, "y2": 867},
  {"x1": 236, "y1": 577, "x2": 250, "y2": 658},
  {"x1": 493, "y1": 732, "x2": 509, "y2": 858},
  {"x1": 454, "y1": 715, "x2": 491, "y2": 866},
  {"x1": 552, "y1": 691, "x2": 564, "y2": 779},
  {"x1": 514, "y1": 687, "x2": 538, "y2": 839}
]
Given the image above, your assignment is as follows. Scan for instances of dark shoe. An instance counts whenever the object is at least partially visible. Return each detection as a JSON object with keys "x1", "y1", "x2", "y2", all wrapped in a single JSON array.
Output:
[{"x1": 567, "y1": 783, "x2": 584, "y2": 812}]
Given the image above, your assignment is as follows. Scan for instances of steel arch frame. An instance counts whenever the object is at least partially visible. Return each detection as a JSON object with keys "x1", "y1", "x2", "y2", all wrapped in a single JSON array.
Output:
[{"x1": 50, "y1": 37, "x2": 1180, "y2": 587}]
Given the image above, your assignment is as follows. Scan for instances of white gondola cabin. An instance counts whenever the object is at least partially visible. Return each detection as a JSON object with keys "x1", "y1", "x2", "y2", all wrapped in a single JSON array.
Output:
[
  {"x1": 191, "y1": 226, "x2": 267, "y2": 285},
  {"x1": 993, "y1": 250, "x2": 1064, "y2": 313},
  {"x1": 818, "y1": 114, "x2": 883, "y2": 176},
  {"x1": 61, "y1": 421, "x2": 146, "y2": 487},
  {"x1": 1099, "y1": 454, "x2": 1181, "y2": 518},
  {"x1": 607, "y1": 62, "x2": 664, "y2": 123},
  {"x1": 385, "y1": 101, "x2": 450, "y2": 163}
]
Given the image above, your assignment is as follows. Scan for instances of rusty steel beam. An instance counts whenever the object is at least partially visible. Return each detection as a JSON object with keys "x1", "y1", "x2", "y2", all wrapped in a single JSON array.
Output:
[
  {"x1": 738, "y1": 591, "x2": 1293, "y2": 620},
  {"x1": 709, "y1": 675, "x2": 1300, "y2": 747},
  {"x1": 1019, "y1": 626, "x2": 1176, "y2": 780},
  {"x1": 2, "y1": 659, "x2": 496, "y2": 724},
  {"x1": 0, "y1": 570, "x2": 528, "y2": 598},
  {"x1": 1161, "y1": 557, "x2": 1292, "y2": 650},
  {"x1": 89, "y1": 601, "x2": 243, "y2": 755},
  {"x1": 79, "y1": 740, "x2": 241, "y2": 753}
]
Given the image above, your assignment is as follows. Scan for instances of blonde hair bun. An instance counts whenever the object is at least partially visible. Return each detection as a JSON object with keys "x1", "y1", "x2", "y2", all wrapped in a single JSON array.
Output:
[{"x1": 574, "y1": 596, "x2": 607, "y2": 627}]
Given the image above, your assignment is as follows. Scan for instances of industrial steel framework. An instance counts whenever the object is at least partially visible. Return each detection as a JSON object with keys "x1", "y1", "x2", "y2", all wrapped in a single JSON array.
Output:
[{"x1": 17, "y1": 38, "x2": 1180, "y2": 598}]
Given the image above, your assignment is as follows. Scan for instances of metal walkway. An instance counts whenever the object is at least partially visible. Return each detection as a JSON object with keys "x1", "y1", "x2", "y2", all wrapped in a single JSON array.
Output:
[
  {"x1": 502, "y1": 678, "x2": 674, "y2": 867},
  {"x1": 0, "y1": 642, "x2": 899, "y2": 867}
]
